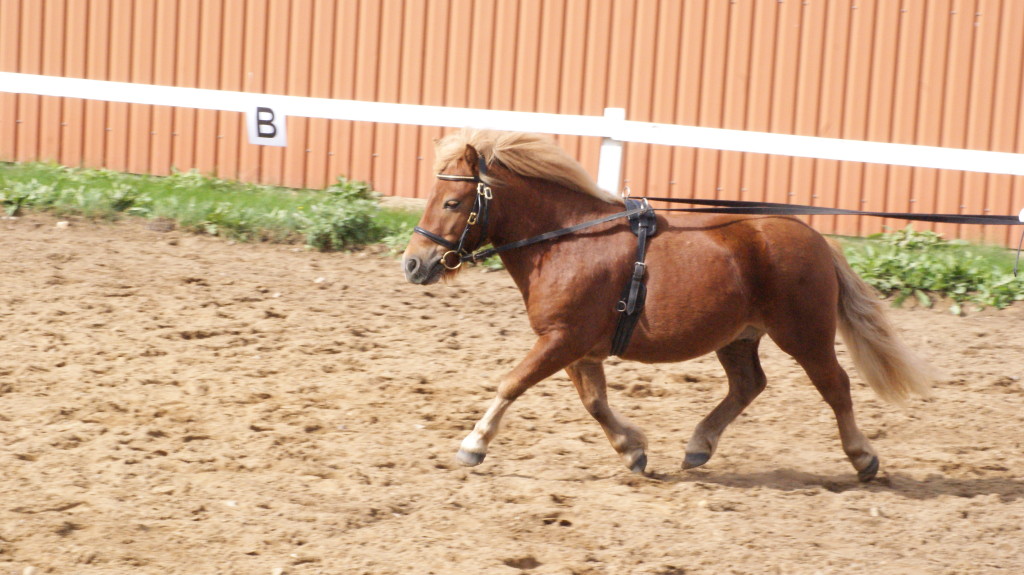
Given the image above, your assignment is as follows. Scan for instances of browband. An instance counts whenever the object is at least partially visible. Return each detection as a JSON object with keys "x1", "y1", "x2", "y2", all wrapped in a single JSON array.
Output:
[
  {"x1": 435, "y1": 156, "x2": 489, "y2": 182},
  {"x1": 436, "y1": 174, "x2": 478, "y2": 182}
]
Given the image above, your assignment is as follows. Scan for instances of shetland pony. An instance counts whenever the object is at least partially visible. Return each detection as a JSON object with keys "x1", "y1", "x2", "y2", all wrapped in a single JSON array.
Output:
[{"x1": 403, "y1": 129, "x2": 934, "y2": 481}]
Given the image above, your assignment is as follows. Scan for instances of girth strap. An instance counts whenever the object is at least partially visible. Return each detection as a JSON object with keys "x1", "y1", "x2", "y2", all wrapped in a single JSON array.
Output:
[{"x1": 611, "y1": 198, "x2": 657, "y2": 357}]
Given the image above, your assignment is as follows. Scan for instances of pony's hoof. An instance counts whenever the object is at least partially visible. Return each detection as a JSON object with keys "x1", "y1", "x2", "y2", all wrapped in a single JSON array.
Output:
[
  {"x1": 629, "y1": 453, "x2": 648, "y2": 474},
  {"x1": 456, "y1": 449, "x2": 486, "y2": 467},
  {"x1": 682, "y1": 452, "x2": 711, "y2": 470},
  {"x1": 857, "y1": 456, "x2": 880, "y2": 482}
]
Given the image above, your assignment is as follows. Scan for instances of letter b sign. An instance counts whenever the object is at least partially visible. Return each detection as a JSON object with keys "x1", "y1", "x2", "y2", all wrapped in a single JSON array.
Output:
[{"x1": 247, "y1": 106, "x2": 287, "y2": 147}]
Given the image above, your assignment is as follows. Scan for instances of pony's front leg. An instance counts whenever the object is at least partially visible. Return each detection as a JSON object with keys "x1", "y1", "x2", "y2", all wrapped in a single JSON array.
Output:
[
  {"x1": 565, "y1": 359, "x2": 649, "y2": 473},
  {"x1": 456, "y1": 396, "x2": 512, "y2": 466},
  {"x1": 456, "y1": 333, "x2": 580, "y2": 467}
]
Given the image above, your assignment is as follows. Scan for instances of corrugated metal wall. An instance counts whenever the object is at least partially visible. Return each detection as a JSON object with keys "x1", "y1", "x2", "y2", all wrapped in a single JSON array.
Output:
[{"x1": 2, "y1": 0, "x2": 1023, "y2": 245}]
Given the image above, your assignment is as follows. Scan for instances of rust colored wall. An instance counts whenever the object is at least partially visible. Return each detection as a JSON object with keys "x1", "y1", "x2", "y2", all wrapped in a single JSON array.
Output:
[{"x1": 2, "y1": 0, "x2": 1023, "y2": 245}]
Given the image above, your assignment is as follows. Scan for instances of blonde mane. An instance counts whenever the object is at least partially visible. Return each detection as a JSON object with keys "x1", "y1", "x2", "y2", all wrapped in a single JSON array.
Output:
[{"x1": 433, "y1": 129, "x2": 623, "y2": 205}]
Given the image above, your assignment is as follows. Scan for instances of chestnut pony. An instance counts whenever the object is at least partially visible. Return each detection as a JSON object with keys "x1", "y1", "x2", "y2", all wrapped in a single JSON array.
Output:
[{"x1": 403, "y1": 129, "x2": 934, "y2": 482}]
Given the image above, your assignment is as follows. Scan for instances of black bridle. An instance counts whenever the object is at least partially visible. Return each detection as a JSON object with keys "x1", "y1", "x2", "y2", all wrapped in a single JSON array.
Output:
[
  {"x1": 413, "y1": 158, "x2": 651, "y2": 270},
  {"x1": 412, "y1": 156, "x2": 494, "y2": 270}
]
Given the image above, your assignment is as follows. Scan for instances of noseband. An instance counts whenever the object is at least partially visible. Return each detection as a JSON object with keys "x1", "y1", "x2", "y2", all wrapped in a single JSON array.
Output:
[{"x1": 413, "y1": 156, "x2": 493, "y2": 270}]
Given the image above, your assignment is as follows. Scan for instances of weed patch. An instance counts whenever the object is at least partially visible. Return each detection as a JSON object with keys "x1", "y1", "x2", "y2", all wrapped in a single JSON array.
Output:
[{"x1": 842, "y1": 227, "x2": 1024, "y2": 314}]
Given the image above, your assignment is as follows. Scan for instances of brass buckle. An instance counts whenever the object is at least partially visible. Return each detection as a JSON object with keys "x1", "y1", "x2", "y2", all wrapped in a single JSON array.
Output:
[
  {"x1": 477, "y1": 183, "x2": 493, "y2": 199},
  {"x1": 440, "y1": 250, "x2": 463, "y2": 270},
  {"x1": 467, "y1": 212, "x2": 479, "y2": 225}
]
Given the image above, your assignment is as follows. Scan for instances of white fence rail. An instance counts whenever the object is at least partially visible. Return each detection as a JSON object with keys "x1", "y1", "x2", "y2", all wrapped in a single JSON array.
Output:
[{"x1": 4, "y1": 72, "x2": 1024, "y2": 197}]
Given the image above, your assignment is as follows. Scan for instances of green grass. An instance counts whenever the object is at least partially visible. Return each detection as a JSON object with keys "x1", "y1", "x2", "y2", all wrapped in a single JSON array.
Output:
[
  {"x1": 841, "y1": 226, "x2": 1024, "y2": 314},
  {"x1": 0, "y1": 161, "x2": 422, "y2": 252}
]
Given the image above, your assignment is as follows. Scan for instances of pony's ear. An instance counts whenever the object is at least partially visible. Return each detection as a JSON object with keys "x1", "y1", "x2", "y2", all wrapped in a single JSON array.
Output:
[{"x1": 463, "y1": 145, "x2": 481, "y2": 176}]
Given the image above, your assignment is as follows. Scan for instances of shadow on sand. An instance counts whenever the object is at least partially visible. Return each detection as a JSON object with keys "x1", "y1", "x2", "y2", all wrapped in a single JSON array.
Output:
[{"x1": 636, "y1": 467, "x2": 1024, "y2": 502}]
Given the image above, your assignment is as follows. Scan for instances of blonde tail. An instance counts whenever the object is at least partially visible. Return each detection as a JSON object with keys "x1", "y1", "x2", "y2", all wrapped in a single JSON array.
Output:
[{"x1": 828, "y1": 240, "x2": 937, "y2": 404}]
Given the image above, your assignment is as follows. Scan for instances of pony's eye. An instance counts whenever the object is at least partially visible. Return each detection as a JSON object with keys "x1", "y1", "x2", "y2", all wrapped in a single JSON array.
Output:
[{"x1": 444, "y1": 200, "x2": 460, "y2": 210}]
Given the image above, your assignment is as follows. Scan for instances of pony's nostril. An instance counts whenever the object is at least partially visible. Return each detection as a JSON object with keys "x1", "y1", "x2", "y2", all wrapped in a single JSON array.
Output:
[{"x1": 404, "y1": 257, "x2": 420, "y2": 274}]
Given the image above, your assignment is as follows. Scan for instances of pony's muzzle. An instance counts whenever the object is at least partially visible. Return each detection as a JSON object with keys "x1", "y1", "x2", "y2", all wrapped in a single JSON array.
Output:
[{"x1": 402, "y1": 252, "x2": 443, "y2": 285}]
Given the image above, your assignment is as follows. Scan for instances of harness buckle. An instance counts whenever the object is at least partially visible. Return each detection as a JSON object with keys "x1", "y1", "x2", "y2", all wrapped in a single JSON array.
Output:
[
  {"x1": 467, "y1": 211, "x2": 479, "y2": 225},
  {"x1": 632, "y1": 261, "x2": 647, "y2": 280},
  {"x1": 478, "y1": 183, "x2": 493, "y2": 199}
]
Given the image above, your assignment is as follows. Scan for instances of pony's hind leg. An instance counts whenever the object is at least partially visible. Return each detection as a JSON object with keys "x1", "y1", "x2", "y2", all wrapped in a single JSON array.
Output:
[
  {"x1": 565, "y1": 359, "x2": 649, "y2": 473},
  {"x1": 684, "y1": 336, "x2": 767, "y2": 470},
  {"x1": 797, "y1": 354, "x2": 879, "y2": 482},
  {"x1": 769, "y1": 322, "x2": 879, "y2": 481}
]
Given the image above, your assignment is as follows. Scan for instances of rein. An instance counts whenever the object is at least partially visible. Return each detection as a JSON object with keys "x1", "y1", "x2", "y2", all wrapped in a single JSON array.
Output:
[
  {"x1": 642, "y1": 196, "x2": 1024, "y2": 276},
  {"x1": 641, "y1": 196, "x2": 1024, "y2": 226},
  {"x1": 417, "y1": 184, "x2": 1024, "y2": 268}
]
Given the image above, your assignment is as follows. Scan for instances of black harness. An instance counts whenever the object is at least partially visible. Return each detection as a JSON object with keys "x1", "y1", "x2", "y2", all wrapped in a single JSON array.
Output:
[
  {"x1": 414, "y1": 161, "x2": 656, "y2": 356},
  {"x1": 611, "y1": 198, "x2": 657, "y2": 356},
  {"x1": 416, "y1": 163, "x2": 1024, "y2": 357}
]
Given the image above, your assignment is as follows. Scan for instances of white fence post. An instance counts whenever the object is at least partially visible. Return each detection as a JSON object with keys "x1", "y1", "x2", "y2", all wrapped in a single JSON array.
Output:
[{"x1": 597, "y1": 107, "x2": 626, "y2": 194}]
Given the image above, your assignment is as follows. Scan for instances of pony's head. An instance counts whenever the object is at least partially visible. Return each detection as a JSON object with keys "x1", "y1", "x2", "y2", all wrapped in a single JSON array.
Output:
[
  {"x1": 403, "y1": 141, "x2": 487, "y2": 285},
  {"x1": 403, "y1": 129, "x2": 622, "y2": 285}
]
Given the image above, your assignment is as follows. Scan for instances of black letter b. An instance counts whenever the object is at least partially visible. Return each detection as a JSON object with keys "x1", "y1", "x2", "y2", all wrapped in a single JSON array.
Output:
[{"x1": 256, "y1": 107, "x2": 277, "y2": 138}]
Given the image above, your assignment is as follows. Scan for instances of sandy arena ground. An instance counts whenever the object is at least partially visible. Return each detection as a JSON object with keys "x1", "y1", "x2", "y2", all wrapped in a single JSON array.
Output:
[{"x1": 1, "y1": 213, "x2": 1022, "y2": 575}]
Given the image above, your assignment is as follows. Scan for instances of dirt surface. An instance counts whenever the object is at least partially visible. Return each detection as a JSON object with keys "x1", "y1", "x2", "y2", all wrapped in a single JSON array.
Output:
[{"x1": 1, "y1": 213, "x2": 1023, "y2": 575}]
